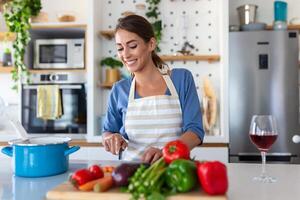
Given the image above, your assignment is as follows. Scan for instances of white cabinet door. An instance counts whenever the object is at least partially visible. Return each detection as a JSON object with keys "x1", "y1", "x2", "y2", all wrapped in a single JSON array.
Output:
[{"x1": 191, "y1": 147, "x2": 228, "y2": 163}]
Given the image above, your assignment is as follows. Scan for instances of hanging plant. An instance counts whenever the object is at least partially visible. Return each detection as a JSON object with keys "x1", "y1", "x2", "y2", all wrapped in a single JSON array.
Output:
[
  {"x1": 3, "y1": 0, "x2": 42, "y2": 90},
  {"x1": 145, "y1": 0, "x2": 162, "y2": 51}
]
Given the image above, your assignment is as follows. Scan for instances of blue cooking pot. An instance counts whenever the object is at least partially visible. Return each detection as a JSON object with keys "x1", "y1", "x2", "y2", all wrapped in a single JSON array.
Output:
[{"x1": 1, "y1": 136, "x2": 80, "y2": 177}]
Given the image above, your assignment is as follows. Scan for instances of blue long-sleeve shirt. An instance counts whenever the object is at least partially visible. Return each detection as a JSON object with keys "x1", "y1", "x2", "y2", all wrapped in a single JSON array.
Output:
[{"x1": 103, "y1": 68, "x2": 205, "y2": 142}]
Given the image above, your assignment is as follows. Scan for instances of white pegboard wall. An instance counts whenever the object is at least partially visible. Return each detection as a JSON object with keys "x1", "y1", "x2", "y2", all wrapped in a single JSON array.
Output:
[
  {"x1": 100, "y1": 0, "x2": 220, "y2": 56},
  {"x1": 99, "y1": 0, "x2": 222, "y2": 135}
]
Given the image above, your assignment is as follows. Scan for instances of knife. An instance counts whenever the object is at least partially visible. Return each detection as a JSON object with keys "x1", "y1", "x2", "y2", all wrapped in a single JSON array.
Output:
[{"x1": 118, "y1": 148, "x2": 123, "y2": 160}]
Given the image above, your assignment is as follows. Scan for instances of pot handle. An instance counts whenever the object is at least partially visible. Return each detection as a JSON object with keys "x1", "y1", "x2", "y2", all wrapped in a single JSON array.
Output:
[
  {"x1": 1, "y1": 146, "x2": 13, "y2": 157},
  {"x1": 64, "y1": 146, "x2": 80, "y2": 156}
]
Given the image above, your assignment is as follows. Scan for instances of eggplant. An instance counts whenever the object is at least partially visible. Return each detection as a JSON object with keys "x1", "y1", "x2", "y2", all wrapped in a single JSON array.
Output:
[{"x1": 112, "y1": 163, "x2": 149, "y2": 187}]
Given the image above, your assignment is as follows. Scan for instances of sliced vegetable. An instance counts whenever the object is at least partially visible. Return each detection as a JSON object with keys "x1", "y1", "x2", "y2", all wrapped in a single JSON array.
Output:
[
  {"x1": 102, "y1": 165, "x2": 115, "y2": 173},
  {"x1": 89, "y1": 165, "x2": 104, "y2": 179},
  {"x1": 162, "y1": 140, "x2": 190, "y2": 164},
  {"x1": 196, "y1": 161, "x2": 228, "y2": 195},
  {"x1": 165, "y1": 159, "x2": 197, "y2": 193},
  {"x1": 70, "y1": 169, "x2": 95, "y2": 187},
  {"x1": 112, "y1": 163, "x2": 145, "y2": 187},
  {"x1": 78, "y1": 177, "x2": 105, "y2": 191},
  {"x1": 93, "y1": 175, "x2": 114, "y2": 192}
]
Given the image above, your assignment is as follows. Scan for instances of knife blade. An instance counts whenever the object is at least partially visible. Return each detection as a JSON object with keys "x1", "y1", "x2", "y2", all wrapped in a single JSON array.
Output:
[{"x1": 118, "y1": 148, "x2": 123, "y2": 160}]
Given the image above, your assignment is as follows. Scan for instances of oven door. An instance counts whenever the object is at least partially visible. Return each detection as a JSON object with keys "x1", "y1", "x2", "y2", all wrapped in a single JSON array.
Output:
[{"x1": 21, "y1": 84, "x2": 87, "y2": 134}]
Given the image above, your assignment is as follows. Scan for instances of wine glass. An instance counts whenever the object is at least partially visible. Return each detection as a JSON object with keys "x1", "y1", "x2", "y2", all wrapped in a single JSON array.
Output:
[{"x1": 249, "y1": 115, "x2": 278, "y2": 183}]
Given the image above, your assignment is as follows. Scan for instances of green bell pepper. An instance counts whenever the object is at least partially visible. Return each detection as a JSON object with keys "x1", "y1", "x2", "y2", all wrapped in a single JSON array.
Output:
[{"x1": 165, "y1": 159, "x2": 197, "y2": 193}]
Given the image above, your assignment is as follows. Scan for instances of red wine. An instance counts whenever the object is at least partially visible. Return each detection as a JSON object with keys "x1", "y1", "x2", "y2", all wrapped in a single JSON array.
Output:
[{"x1": 250, "y1": 134, "x2": 277, "y2": 152}]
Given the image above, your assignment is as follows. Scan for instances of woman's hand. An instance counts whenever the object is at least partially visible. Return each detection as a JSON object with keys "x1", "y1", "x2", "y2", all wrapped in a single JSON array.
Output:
[
  {"x1": 102, "y1": 133, "x2": 128, "y2": 155},
  {"x1": 142, "y1": 147, "x2": 162, "y2": 164}
]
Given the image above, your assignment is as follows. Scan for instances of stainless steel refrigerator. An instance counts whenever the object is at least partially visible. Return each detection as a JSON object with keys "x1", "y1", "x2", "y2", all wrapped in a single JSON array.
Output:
[{"x1": 229, "y1": 30, "x2": 300, "y2": 163}]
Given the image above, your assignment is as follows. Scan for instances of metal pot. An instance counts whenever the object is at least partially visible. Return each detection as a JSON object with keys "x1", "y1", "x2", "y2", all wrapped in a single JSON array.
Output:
[
  {"x1": 1, "y1": 136, "x2": 80, "y2": 177},
  {"x1": 237, "y1": 4, "x2": 258, "y2": 25}
]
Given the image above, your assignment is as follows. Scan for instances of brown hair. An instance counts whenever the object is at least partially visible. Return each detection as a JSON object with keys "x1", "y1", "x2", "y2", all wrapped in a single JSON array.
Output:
[{"x1": 115, "y1": 15, "x2": 166, "y2": 70}]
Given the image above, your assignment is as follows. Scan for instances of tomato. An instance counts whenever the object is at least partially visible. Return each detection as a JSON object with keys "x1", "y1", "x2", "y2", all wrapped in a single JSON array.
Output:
[
  {"x1": 89, "y1": 165, "x2": 104, "y2": 179},
  {"x1": 70, "y1": 169, "x2": 95, "y2": 187},
  {"x1": 162, "y1": 140, "x2": 190, "y2": 164}
]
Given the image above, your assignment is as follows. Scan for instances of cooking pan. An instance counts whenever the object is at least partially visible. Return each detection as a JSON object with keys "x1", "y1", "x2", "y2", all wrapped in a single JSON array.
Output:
[{"x1": 1, "y1": 136, "x2": 80, "y2": 177}]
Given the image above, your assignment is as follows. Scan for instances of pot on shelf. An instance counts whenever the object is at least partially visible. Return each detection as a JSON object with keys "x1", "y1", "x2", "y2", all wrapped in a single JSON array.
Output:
[
  {"x1": 237, "y1": 4, "x2": 258, "y2": 25},
  {"x1": 1, "y1": 136, "x2": 80, "y2": 177},
  {"x1": 105, "y1": 68, "x2": 120, "y2": 84}
]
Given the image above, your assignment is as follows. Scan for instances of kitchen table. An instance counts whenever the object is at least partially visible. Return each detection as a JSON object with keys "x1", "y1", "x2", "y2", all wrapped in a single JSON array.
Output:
[{"x1": 0, "y1": 158, "x2": 300, "y2": 200}]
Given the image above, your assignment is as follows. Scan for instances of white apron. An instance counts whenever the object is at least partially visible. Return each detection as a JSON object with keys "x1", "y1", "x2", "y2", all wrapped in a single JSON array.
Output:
[{"x1": 124, "y1": 70, "x2": 183, "y2": 161}]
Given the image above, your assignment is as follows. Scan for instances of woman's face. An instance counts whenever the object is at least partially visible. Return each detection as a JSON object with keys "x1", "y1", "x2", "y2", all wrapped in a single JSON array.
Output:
[{"x1": 115, "y1": 29, "x2": 155, "y2": 73}]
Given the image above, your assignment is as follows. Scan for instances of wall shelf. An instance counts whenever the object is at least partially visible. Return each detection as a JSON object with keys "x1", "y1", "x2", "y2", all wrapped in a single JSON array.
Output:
[
  {"x1": 161, "y1": 55, "x2": 220, "y2": 62},
  {"x1": 31, "y1": 22, "x2": 87, "y2": 29},
  {"x1": 0, "y1": 65, "x2": 13, "y2": 73},
  {"x1": 98, "y1": 30, "x2": 114, "y2": 40},
  {"x1": 97, "y1": 81, "x2": 113, "y2": 89},
  {"x1": 266, "y1": 24, "x2": 300, "y2": 30},
  {"x1": 29, "y1": 69, "x2": 86, "y2": 73},
  {"x1": 0, "y1": 32, "x2": 16, "y2": 42}
]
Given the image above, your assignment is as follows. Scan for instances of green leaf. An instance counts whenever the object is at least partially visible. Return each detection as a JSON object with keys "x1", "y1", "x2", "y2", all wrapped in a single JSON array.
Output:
[{"x1": 3, "y1": 0, "x2": 42, "y2": 90}]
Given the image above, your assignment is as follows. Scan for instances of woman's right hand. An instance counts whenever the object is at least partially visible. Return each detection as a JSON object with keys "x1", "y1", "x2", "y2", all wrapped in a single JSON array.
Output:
[{"x1": 102, "y1": 132, "x2": 128, "y2": 155}]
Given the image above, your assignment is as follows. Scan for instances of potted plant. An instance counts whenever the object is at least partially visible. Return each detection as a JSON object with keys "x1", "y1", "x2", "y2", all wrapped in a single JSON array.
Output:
[
  {"x1": 3, "y1": 0, "x2": 42, "y2": 90},
  {"x1": 100, "y1": 57, "x2": 123, "y2": 84},
  {"x1": 2, "y1": 47, "x2": 12, "y2": 66}
]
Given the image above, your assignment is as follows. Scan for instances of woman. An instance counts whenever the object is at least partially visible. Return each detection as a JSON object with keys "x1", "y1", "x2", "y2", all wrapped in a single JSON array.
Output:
[{"x1": 102, "y1": 15, "x2": 204, "y2": 164}]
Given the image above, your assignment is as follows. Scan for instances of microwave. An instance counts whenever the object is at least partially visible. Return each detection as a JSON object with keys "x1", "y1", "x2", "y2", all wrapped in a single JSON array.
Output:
[{"x1": 34, "y1": 39, "x2": 84, "y2": 69}]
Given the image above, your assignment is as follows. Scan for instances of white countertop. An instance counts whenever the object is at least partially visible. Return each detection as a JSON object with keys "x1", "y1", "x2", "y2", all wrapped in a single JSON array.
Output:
[{"x1": 0, "y1": 158, "x2": 300, "y2": 200}]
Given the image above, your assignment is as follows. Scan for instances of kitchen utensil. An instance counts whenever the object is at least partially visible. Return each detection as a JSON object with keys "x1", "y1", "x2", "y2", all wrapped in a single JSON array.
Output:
[
  {"x1": 118, "y1": 148, "x2": 123, "y2": 160},
  {"x1": 249, "y1": 115, "x2": 278, "y2": 183},
  {"x1": 237, "y1": 4, "x2": 258, "y2": 25},
  {"x1": 274, "y1": 1, "x2": 287, "y2": 22},
  {"x1": 9, "y1": 119, "x2": 29, "y2": 141},
  {"x1": 241, "y1": 22, "x2": 267, "y2": 31},
  {"x1": 1, "y1": 136, "x2": 80, "y2": 177}
]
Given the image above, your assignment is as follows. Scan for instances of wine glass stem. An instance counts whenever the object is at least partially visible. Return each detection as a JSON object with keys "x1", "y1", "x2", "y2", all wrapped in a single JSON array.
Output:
[{"x1": 261, "y1": 151, "x2": 266, "y2": 177}]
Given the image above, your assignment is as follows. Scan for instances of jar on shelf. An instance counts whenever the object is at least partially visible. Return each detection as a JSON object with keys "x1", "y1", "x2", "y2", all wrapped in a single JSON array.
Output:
[{"x1": 135, "y1": 3, "x2": 146, "y2": 17}]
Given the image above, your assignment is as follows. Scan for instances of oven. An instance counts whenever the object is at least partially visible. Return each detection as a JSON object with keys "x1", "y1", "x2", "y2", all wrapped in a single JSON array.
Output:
[{"x1": 21, "y1": 73, "x2": 87, "y2": 134}]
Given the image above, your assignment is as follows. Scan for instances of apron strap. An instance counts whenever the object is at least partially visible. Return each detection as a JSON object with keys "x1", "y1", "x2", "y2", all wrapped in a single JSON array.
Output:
[
  {"x1": 162, "y1": 75, "x2": 178, "y2": 97},
  {"x1": 128, "y1": 70, "x2": 178, "y2": 101},
  {"x1": 128, "y1": 77, "x2": 136, "y2": 103}
]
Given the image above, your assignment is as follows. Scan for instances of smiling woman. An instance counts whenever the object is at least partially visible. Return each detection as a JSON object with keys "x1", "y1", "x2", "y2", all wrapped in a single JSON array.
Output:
[{"x1": 102, "y1": 15, "x2": 205, "y2": 164}]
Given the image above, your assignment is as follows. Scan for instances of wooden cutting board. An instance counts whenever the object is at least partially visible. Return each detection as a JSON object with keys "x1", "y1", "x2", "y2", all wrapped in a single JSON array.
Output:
[{"x1": 46, "y1": 182, "x2": 227, "y2": 200}]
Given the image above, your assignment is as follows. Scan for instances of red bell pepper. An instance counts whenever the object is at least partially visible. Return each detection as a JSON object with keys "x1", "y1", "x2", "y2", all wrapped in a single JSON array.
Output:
[
  {"x1": 70, "y1": 169, "x2": 96, "y2": 187},
  {"x1": 162, "y1": 140, "x2": 190, "y2": 164},
  {"x1": 196, "y1": 161, "x2": 228, "y2": 195}
]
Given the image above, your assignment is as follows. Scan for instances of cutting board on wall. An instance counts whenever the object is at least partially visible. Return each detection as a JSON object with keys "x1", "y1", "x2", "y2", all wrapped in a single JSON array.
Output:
[{"x1": 46, "y1": 182, "x2": 227, "y2": 200}]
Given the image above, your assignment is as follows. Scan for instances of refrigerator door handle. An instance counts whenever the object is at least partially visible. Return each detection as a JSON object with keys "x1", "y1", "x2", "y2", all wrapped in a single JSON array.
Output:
[{"x1": 292, "y1": 135, "x2": 300, "y2": 143}]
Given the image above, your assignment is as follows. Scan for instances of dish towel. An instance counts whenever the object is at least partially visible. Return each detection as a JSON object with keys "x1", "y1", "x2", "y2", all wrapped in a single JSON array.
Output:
[{"x1": 37, "y1": 85, "x2": 63, "y2": 120}]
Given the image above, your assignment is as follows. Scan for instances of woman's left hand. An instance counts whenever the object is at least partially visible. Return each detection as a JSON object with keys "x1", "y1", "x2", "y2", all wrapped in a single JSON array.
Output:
[{"x1": 142, "y1": 147, "x2": 162, "y2": 164}]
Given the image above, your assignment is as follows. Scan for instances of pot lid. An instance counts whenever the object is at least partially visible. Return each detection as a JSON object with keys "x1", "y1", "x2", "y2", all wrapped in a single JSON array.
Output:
[{"x1": 8, "y1": 136, "x2": 72, "y2": 146}]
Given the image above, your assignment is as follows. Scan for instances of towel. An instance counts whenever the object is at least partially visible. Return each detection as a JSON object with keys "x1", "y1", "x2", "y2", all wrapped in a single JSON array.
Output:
[{"x1": 37, "y1": 85, "x2": 63, "y2": 120}]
